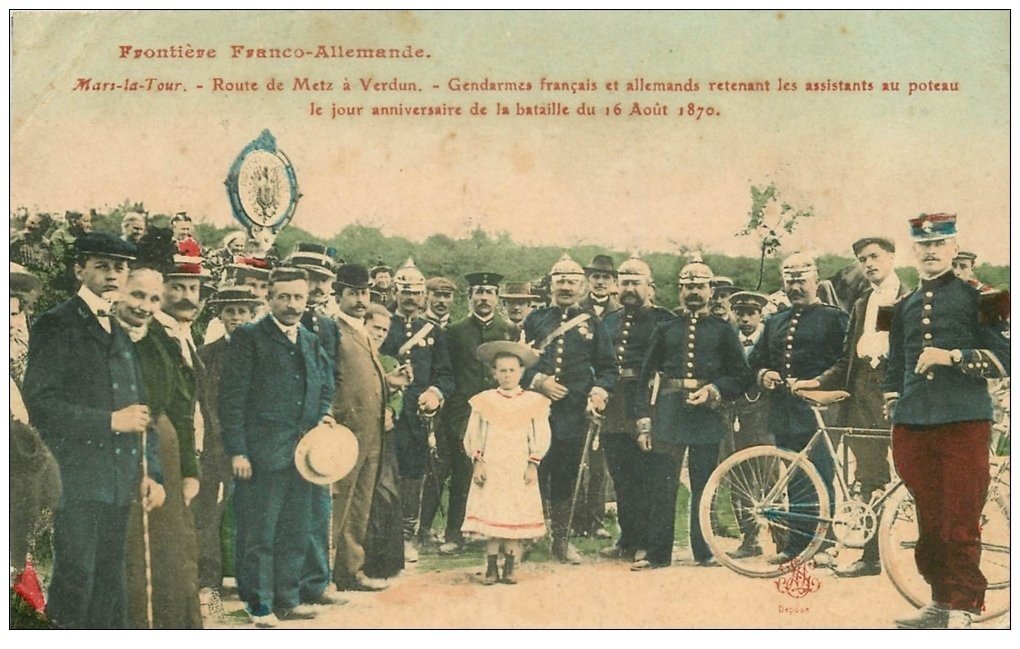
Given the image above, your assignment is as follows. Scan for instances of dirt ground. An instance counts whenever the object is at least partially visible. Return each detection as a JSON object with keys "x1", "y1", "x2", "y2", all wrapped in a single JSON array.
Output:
[{"x1": 208, "y1": 546, "x2": 1010, "y2": 630}]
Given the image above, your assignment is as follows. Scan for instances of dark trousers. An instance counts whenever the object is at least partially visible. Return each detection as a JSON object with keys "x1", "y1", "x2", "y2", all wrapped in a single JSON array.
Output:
[
  {"x1": 603, "y1": 433, "x2": 647, "y2": 551},
  {"x1": 642, "y1": 452, "x2": 680, "y2": 566},
  {"x1": 299, "y1": 485, "x2": 332, "y2": 600},
  {"x1": 538, "y1": 435, "x2": 586, "y2": 503},
  {"x1": 232, "y1": 479, "x2": 251, "y2": 602},
  {"x1": 236, "y1": 466, "x2": 314, "y2": 613},
  {"x1": 48, "y1": 501, "x2": 130, "y2": 629},
  {"x1": 776, "y1": 432, "x2": 835, "y2": 556},
  {"x1": 893, "y1": 421, "x2": 990, "y2": 611},
  {"x1": 191, "y1": 475, "x2": 230, "y2": 589},
  {"x1": 419, "y1": 417, "x2": 472, "y2": 544},
  {"x1": 678, "y1": 443, "x2": 719, "y2": 563}
]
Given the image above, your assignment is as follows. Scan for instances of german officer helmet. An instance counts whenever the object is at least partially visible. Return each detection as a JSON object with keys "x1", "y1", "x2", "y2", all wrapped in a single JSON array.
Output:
[
  {"x1": 394, "y1": 257, "x2": 426, "y2": 291},
  {"x1": 677, "y1": 261, "x2": 714, "y2": 285},
  {"x1": 617, "y1": 255, "x2": 652, "y2": 279},
  {"x1": 548, "y1": 252, "x2": 585, "y2": 277}
]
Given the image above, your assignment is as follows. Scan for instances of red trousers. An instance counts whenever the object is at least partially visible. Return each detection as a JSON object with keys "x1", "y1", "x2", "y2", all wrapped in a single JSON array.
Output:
[{"x1": 892, "y1": 421, "x2": 990, "y2": 612}]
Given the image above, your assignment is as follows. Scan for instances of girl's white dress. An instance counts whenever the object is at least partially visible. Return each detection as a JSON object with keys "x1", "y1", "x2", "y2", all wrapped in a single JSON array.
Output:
[{"x1": 461, "y1": 388, "x2": 552, "y2": 540}]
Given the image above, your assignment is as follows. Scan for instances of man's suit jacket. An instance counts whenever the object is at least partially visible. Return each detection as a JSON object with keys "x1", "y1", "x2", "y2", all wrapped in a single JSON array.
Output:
[
  {"x1": 218, "y1": 315, "x2": 333, "y2": 472},
  {"x1": 22, "y1": 295, "x2": 161, "y2": 505},
  {"x1": 332, "y1": 319, "x2": 387, "y2": 450},
  {"x1": 197, "y1": 336, "x2": 231, "y2": 481},
  {"x1": 580, "y1": 294, "x2": 622, "y2": 320}
]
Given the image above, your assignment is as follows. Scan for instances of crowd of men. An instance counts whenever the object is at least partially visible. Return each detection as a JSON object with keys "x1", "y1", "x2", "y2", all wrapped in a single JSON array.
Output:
[{"x1": 8, "y1": 208, "x2": 1009, "y2": 630}]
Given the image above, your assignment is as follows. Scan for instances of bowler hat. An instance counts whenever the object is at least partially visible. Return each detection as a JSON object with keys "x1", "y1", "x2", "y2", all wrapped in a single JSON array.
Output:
[
  {"x1": 334, "y1": 263, "x2": 371, "y2": 290},
  {"x1": 294, "y1": 423, "x2": 359, "y2": 485},
  {"x1": 584, "y1": 254, "x2": 618, "y2": 276}
]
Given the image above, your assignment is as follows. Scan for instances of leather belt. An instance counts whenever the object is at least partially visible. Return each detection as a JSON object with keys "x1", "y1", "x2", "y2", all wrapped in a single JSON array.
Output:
[{"x1": 662, "y1": 377, "x2": 705, "y2": 390}]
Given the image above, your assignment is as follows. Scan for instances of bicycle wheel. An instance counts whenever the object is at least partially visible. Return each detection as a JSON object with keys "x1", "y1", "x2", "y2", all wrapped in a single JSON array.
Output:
[
  {"x1": 879, "y1": 461, "x2": 1010, "y2": 622},
  {"x1": 700, "y1": 446, "x2": 831, "y2": 578}
]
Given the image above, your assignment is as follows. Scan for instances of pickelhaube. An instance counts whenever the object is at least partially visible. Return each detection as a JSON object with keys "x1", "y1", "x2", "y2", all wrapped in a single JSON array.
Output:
[
  {"x1": 394, "y1": 257, "x2": 426, "y2": 290},
  {"x1": 677, "y1": 261, "x2": 714, "y2": 285},
  {"x1": 780, "y1": 252, "x2": 818, "y2": 280},
  {"x1": 548, "y1": 252, "x2": 585, "y2": 277},
  {"x1": 617, "y1": 255, "x2": 652, "y2": 279}
]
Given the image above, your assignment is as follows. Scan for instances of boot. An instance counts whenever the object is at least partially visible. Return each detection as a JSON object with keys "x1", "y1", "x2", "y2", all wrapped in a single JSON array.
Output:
[
  {"x1": 399, "y1": 477, "x2": 424, "y2": 543},
  {"x1": 484, "y1": 555, "x2": 498, "y2": 585},
  {"x1": 550, "y1": 501, "x2": 582, "y2": 565},
  {"x1": 500, "y1": 554, "x2": 517, "y2": 584}
]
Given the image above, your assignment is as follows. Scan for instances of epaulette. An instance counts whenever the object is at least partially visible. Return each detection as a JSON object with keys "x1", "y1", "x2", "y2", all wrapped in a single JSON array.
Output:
[{"x1": 979, "y1": 290, "x2": 1010, "y2": 325}]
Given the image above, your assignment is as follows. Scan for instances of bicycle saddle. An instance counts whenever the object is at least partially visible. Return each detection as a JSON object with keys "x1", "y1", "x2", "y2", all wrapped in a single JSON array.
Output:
[{"x1": 796, "y1": 389, "x2": 851, "y2": 406}]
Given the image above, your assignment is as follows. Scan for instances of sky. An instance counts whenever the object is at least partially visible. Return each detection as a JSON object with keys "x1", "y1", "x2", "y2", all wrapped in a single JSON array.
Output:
[{"x1": 8, "y1": 10, "x2": 1011, "y2": 264}]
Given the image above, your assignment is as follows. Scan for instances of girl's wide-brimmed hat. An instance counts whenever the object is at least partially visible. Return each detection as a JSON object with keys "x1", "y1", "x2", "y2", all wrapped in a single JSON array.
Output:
[{"x1": 475, "y1": 340, "x2": 540, "y2": 369}]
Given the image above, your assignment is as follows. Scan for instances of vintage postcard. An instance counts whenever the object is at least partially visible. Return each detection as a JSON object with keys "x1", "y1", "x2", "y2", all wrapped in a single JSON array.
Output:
[{"x1": 7, "y1": 9, "x2": 1010, "y2": 632}]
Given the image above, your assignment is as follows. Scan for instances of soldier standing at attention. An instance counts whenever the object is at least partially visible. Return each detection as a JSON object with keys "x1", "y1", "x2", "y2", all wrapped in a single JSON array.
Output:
[
  {"x1": 522, "y1": 254, "x2": 617, "y2": 564},
  {"x1": 884, "y1": 214, "x2": 1009, "y2": 629}
]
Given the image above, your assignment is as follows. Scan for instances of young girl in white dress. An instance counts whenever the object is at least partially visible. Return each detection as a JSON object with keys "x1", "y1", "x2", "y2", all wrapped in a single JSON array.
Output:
[{"x1": 462, "y1": 341, "x2": 551, "y2": 585}]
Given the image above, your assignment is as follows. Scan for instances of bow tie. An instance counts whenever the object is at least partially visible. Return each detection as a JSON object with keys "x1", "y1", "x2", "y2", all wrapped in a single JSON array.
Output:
[{"x1": 742, "y1": 338, "x2": 755, "y2": 347}]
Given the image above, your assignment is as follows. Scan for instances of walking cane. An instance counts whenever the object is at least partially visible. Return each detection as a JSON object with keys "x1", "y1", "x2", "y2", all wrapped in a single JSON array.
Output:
[
  {"x1": 421, "y1": 409, "x2": 446, "y2": 518},
  {"x1": 140, "y1": 428, "x2": 154, "y2": 630},
  {"x1": 566, "y1": 411, "x2": 603, "y2": 544}
]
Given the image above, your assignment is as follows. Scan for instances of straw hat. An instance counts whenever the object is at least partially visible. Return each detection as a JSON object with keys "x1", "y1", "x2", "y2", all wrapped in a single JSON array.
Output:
[{"x1": 294, "y1": 422, "x2": 360, "y2": 485}]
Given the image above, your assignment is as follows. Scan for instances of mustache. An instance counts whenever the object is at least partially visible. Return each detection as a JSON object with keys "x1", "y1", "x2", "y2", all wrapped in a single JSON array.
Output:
[{"x1": 171, "y1": 299, "x2": 198, "y2": 311}]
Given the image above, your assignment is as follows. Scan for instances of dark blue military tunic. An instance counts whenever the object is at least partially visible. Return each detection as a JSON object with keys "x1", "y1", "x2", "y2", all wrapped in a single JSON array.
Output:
[
  {"x1": 748, "y1": 301, "x2": 849, "y2": 437},
  {"x1": 521, "y1": 304, "x2": 619, "y2": 439},
  {"x1": 637, "y1": 311, "x2": 752, "y2": 448},
  {"x1": 883, "y1": 271, "x2": 1010, "y2": 425},
  {"x1": 602, "y1": 304, "x2": 674, "y2": 433}
]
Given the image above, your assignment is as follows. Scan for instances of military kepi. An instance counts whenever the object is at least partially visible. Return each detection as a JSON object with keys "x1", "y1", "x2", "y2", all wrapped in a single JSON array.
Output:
[
  {"x1": 75, "y1": 231, "x2": 137, "y2": 260},
  {"x1": 465, "y1": 272, "x2": 504, "y2": 288},
  {"x1": 909, "y1": 212, "x2": 957, "y2": 241}
]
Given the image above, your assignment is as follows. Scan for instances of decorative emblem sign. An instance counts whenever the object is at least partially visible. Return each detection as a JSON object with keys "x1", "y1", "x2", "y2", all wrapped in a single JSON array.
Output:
[{"x1": 225, "y1": 129, "x2": 300, "y2": 250}]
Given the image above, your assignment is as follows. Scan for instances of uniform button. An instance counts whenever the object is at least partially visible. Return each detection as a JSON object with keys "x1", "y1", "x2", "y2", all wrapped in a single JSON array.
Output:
[
  {"x1": 922, "y1": 318, "x2": 931, "y2": 325},
  {"x1": 115, "y1": 448, "x2": 121, "y2": 455},
  {"x1": 686, "y1": 372, "x2": 694, "y2": 378},
  {"x1": 923, "y1": 304, "x2": 932, "y2": 311},
  {"x1": 112, "y1": 382, "x2": 119, "y2": 389},
  {"x1": 295, "y1": 374, "x2": 301, "y2": 379},
  {"x1": 555, "y1": 357, "x2": 563, "y2": 365},
  {"x1": 967, "y1": 363, "x2": 974, "y2": 368},
  {"x1": 688, "y1": 352, "x2": 695, "y2": 358},
  {"x1": 924, "y1": 333, "x2": 932, "y2": 340},
  {"x1": 787, "y1": 344, "x2": 793, "y2": 349},
  {"x1": 926, "y1": 372, "x2": 934, "y2": 381},
  {"x1": 688, "y1": 342, "x2": 695, "y2": 349},
  {"x1": 925, "y1": 292, "x2": 934, "y2": 298},
  {"x1": 617, "y1": 347, "x2": 625, "y2": 354},
  {"x1": 131, "y1": 449, "x2": 137, "y2": 455},
  {"x1": 296, "y1": 400, "x2": 303, "y2": 405}
]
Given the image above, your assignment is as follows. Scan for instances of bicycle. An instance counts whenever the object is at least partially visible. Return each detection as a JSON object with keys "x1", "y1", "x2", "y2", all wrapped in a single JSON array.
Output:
[{"x1": 698, "y1": 388, "x2": 1011, "y2": 623}]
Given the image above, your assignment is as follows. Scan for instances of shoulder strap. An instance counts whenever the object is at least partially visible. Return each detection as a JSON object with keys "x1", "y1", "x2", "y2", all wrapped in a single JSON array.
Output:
[
  {"x1": 536, "y1": 312, "x2": 592, "y2": 352},
  {"x1": 397, "y1": 320, "x2": 436, "y2": 357}
]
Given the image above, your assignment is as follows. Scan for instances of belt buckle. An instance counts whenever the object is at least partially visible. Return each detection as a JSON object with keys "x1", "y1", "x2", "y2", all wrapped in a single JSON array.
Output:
[{"x1": 681, "y1": 378, "x2": 700, "y2": 390}]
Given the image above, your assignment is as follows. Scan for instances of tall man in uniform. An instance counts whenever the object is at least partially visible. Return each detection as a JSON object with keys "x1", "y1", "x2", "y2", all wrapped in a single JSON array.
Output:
[
  {"x1": 600, "y1": 256, "x2": 673, "y2": 561},
  {"x1": 22, "y1": 232, "x2": 166, "y2": 629},
  {"x1": 381, "y1": 258, "x2": 456, "y2": 563},
  {"x1": 286, "y1": 243, "x2": 343, "y2": 605},
  {"x1": 634, "y1": 261, "x2": 751, "y2": 569},
  {"x1": 884, "y1": 214, "x2": 1009, "y2": 629},
  {"x1": 330, "y1": 264, "x2": 390, "y2": 592},
  {"x1": 522, "y1": 254, "x2": 617, "y2": 563},
  {"x1": 795, "y1": 236, "x2": 906, "y2": 577},
  {"x1": 748, "y1": 252, "x2": 848, "y2": 562},
  {"x1": 219, "y1": 267, "x2": 335, "y2": 627},
  {"x1": 421, "y1": 272, "x2": 520, "y2": 554}
]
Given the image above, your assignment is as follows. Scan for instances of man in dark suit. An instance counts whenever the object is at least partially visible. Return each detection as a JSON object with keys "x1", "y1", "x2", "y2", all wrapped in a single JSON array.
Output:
[
  {"x1": 286, "y1": 242, "x2": 343, "y2": 605},
  {"x1": 421, "y1": 272, "x2": 520, "y2": 554},
  {"x1": 194, "y1": 286, "x2": 260, "y2": 618},
  {"x1": 796, "y1": 236, "x2": 906, "y2": 577},
  {"x1": 381, "y1": 258, "x2": 456, "y2": 563},
  {"x1": 22, "y1": 232, "x2": 165, "y2": 629},
  {"x1": 522, "y1": 253, "x2": 618, "y2": 563},
  {"x1": 748, "y1": 252, "x2": 849, "y2": 562},
  {"x1": 330, "y1": 264, "x2": 391, "y2": 591},
  {"x1": 219, "y1": 267, "x2": 335, "y2": 628}
]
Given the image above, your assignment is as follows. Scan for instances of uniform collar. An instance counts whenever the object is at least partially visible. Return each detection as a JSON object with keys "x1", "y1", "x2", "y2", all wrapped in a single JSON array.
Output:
[{"x1": 919, "y1": 268, "x2": 955, "y2": 289}]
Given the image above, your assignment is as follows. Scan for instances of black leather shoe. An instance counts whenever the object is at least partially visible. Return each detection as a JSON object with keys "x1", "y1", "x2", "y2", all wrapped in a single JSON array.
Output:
[
  {"x1": 302, "y1": 591, "x2": 349, "y2": 606},
  {"x1": 599, "y1": 545, "x2": 635, "y2": 561},
  {"x1": 274, "y1": 605, "x2": 317, "y2": 621},
  {"x1": 696, "y1": 557, "x2": 720, "y2": 568},
  {"x1": 895, "y1": 603, "x2": 949, "y2": 629},
  {"x1": 835, "y1": 560, "x2": 881, "y2": 578},
  {"x1": 728, "y1": 542, "x2": 763, "y2": 559},
  {"x1": 337, "y1": 577, "x2": 388, "y2": 592}
]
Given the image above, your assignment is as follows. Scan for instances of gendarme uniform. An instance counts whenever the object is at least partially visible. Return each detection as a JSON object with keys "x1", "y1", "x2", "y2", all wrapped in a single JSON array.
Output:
[
  {"x1": 521, "y1": 254, "x2": 618, "y2": 561},
  {"x1": 747, "y1": 255, "x2": 848, "y2": 557},
  {"x1": 601, "y1": 257, "x2": 673, "y2": 557},
  {"x1": 635, "y1": 262, "x2": 752, "y2": 567},
  {"x1": 380, "y1": 258, "x2": 456, "y2": 544},
  {"x1": 883, "y1": 213, "x2": 1009, "y2": 618}
]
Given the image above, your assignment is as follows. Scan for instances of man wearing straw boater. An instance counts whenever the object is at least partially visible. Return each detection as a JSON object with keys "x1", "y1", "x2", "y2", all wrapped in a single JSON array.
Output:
[
  {"x1": 883, "y1": 213, "x2": 1009, "y2": 629},
  {"x1": 219, "y1": 266, "x2": 336, "y2": 628},
  {"x1": 22, "y1": 232, "x2": 166, "y2": 629}
]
